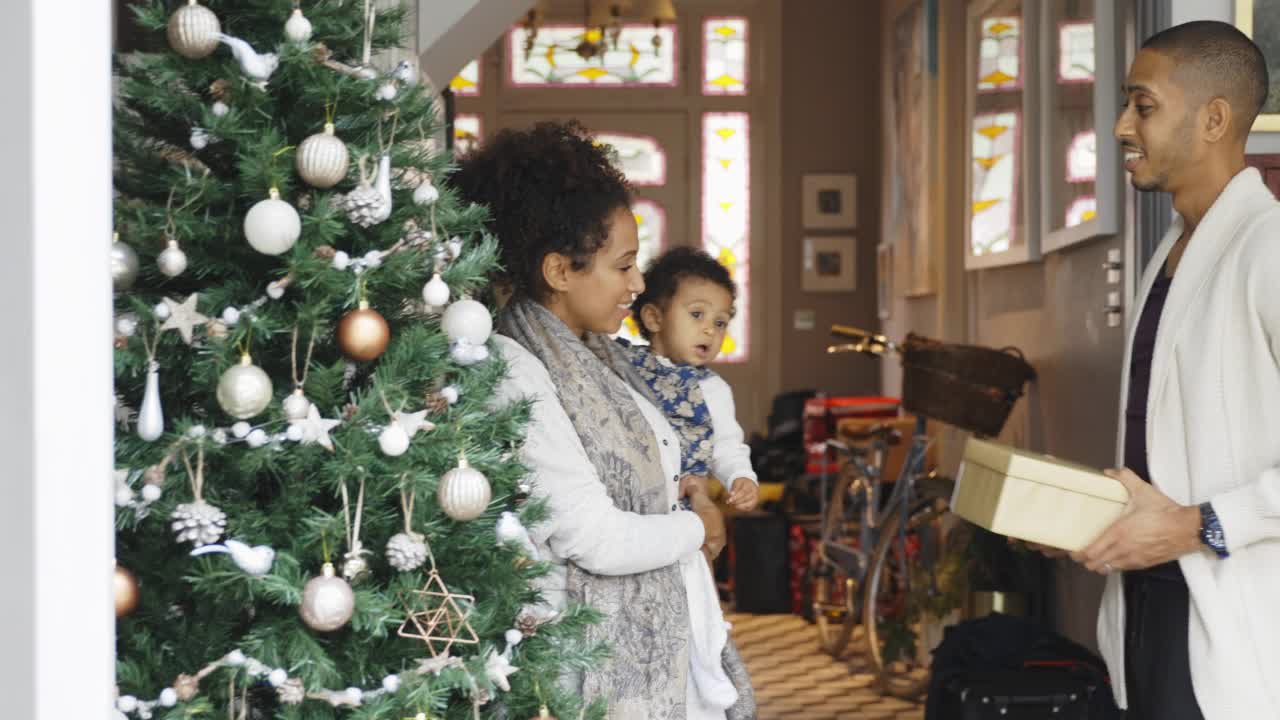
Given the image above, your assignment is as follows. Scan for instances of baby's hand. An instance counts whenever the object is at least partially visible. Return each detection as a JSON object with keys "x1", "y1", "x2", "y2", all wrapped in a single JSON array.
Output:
[{"x1": 727, "y1": 477, "x2": 759, "y2": 511}]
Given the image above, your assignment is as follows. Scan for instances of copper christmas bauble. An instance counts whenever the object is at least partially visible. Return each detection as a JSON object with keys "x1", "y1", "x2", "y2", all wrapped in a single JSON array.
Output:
[
  {"x1": 115, "y1": 565, "x2": 139, "y2": 618},
  {"x1": 336, "y1": 302, "x2": 390, "y2": 361}
]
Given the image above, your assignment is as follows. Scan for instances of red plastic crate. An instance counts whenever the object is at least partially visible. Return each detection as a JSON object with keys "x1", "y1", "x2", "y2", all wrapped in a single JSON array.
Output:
[{"x1": 803, "y1": 396, "x2": 900, "y2": 474}]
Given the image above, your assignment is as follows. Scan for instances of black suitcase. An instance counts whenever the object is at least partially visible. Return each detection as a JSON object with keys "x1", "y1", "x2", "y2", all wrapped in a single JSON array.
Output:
[{"x1": 934, "y1": 666, "x2": 1103, "y2": 719}]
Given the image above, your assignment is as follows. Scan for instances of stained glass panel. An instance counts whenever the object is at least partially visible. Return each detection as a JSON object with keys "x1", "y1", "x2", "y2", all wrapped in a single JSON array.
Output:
[
  {"x1": 1059, "y1": 22, "x2": 1095, "y2": 83},
  {"x1": 971, "y1": 111, "x2": 1019, "y2": 256},
  {"x1": 703, "y1": 113, "x2": 749, "y2": 362},
  {"x1": 454, "y1": 115, "x2": 481, "y2": 157},
  {"x1": 1066, "y1": 195, "x2": 1097, "y2": 227},
  {"x1": 703, "y1": 18, "x2": 748, "y2": 96},
  {"x1": 1066, "y1": 130, "x2": 1096, "y2": 182},
  {"x1": 450, "y1": 59, "x2": 480, "y2": 96},
  {"x1": 508, "y1": 25, "x2": 677, "y2": 87},
  {"x1": 978, "y1": 17, "x2": 1020, "y2": 92},
  {"x1": 614, "y1": 199, "x2": 667, "y2": 345},
  {"x1": 595, "y1": 133, "x2": 667, "y2": 186}
]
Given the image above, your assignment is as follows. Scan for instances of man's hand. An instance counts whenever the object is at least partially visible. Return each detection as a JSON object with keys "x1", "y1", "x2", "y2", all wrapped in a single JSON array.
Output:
[
  {"x1": 727, "y1": 477, "x2": 759, "y2": 511},
  {"x1": 1070, "y1": 467, "x2": 1202, "y2": 574}
]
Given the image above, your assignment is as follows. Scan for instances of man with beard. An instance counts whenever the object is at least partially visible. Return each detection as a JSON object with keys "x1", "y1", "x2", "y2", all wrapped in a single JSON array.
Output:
[{"x1": 1034, "y1": 20, "x2": 1280, "y2": 720}]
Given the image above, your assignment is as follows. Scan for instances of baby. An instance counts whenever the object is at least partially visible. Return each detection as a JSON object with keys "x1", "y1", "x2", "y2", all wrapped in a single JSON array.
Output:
[{"x1": 619, "y1": 246, "x2": 761, "y2": 714}]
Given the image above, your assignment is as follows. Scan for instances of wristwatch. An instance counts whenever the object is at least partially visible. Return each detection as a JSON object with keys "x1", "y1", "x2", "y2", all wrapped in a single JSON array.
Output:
[{"x1": 1198, "y1": 502, "x2": 1230, "y2": 559}]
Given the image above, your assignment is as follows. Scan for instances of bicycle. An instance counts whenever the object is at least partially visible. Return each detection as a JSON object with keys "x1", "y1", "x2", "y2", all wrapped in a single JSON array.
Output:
[{"x1": 808, "y1": 325, "x2": 1035, "y2": 699}]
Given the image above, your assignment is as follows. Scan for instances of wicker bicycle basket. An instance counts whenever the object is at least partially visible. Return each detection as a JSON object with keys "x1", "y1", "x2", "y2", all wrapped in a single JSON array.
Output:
[{"x1": 900, "y1": 333, "x2": 1036, "y2": 437}]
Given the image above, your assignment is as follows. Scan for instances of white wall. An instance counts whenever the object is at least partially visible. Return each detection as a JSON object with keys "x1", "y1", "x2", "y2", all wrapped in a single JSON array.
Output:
[
  {"x1": 0, "y1": 1, "x2": 116, "y2": 717},
  {"x1": 1170, "y1": 0, "x2": 1280, "y2": 153}
]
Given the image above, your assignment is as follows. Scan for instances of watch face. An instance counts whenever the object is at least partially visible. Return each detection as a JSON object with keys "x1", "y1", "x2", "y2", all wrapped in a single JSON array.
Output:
[{"x1": 1199, "y1": 503, "x2": 1229, "y2": 559}]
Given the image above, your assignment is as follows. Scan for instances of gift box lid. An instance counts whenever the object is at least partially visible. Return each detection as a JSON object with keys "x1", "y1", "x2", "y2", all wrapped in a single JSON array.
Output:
[{"x1": 962, "y1": 437, "x2": 1129, "y2": 504}]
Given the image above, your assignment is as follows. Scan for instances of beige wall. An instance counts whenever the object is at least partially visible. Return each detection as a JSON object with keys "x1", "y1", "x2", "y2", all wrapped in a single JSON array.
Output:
[{"x1": 776, "y1": 0, "x2": 885, "y2": 400}]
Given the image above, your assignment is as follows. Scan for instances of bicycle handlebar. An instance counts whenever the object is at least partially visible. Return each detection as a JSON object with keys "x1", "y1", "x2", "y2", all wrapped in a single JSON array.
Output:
[{"x1": 826, "y1": 325, "x2": 898, "y2": 357}]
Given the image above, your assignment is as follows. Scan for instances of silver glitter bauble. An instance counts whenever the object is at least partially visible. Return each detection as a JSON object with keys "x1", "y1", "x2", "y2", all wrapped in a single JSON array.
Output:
[
  {"x1": 167, "y1": 0, "x2": 221, "y2": 59},
  {"x1": 296, "y1": 123, "x2": 349, "y2": 189},
  {"x1": 216, "y1": 355, "x2": 274, "y2": 420},
  {"x1": 385, "y1": 531, "x2": 428, "y2": 571},
  {"x1": 171, "y1": 500, "x2": 227, "y2": 546},
  {"x1": 157, "y1": 241, "x2": 188, "y2": 277},
  {"x1": 111, "y1": 236, "x2": 139, "y2": 291},
  {"x1": 299, "y1": 563, "x2": 354, "y2": 632},
  {"x1": 438, "y1": 455, "x2": 491, "y2": 521}
]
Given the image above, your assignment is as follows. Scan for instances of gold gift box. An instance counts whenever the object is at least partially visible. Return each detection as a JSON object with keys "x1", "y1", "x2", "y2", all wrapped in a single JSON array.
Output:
[{"x1": 951, "y1": 437, "x2": 1130, "y2": 551}]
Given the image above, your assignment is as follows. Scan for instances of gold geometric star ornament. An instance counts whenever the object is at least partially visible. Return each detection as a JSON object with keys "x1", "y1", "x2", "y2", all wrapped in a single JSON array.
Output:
[{"x1": 397, "y1": 562, "x2": 479, "y2": 658}]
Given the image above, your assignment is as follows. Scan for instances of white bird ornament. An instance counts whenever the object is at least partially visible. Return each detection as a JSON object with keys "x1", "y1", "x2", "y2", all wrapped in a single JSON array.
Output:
[
  {"x1": 217, "y1": 33, "x2": 279, "y2": 87},
  {"x1": 190, "y1": 539, "x2": 276, "y2": 576}
]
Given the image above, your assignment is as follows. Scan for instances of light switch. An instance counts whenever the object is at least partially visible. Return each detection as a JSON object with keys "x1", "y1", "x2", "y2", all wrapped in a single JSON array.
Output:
[
  {"x1": 1104, "y1": 290, "x2": 1123, "y2": 328},
  {"x1": 794, "y1": 309, "x2": 816, "y2": 331},
  {"x1": 1104, "y1": 248, "x2": 1123, "y2": 285}
]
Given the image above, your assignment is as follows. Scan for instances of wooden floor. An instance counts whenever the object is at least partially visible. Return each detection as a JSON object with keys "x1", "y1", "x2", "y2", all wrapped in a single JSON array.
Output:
[{"x1": 727, "y1": 613, "x2": 926, "y2": 720}]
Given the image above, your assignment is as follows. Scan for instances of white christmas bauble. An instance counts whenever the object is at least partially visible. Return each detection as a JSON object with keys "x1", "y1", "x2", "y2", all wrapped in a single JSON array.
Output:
[
  {"x1": 115, "y1": 313, "x2": 139, "y2": 337},
  {"x1": 413, "y1": 181, "x2": 439, "y2": 206},
  {"x1": 285, "y1": 424, "x2": 304, "y2": 442},
  {"x1": 159, "y1": 688, "x2": 178, "y2": 707},
  {"x1": 296, "y1": 124, "x2": 349, "y2": 189},
  {"x1": 382, "y1": 675, "x2": 401, "y2": 693},
  {"x1": 216, "y1": 356, "x2": 274, "y2": 420},
  {"x1": 505, "y1": 628, "x2": 524, "y2": 646},
  {"x1": 438, "y1": 456, "x2": 491, "y2": 521},
  {"x1": 332, "y1": 251, "x2": 350, "y2": 270},
  {"x1": 441, "y1": 386, "x2": 460, "y2": 404},
  {"x1": 284, "y1": 8, "x2": 313, "y2": 43},
  {"x1": 282, "y1": 389, "x2": 311, "y2": 421},
  {"x1": 441, "y1": 299, "x2": 492, "y2": 346},
  {"x1": 211, "y1": 101, "x2": 229, "y2": 117},
  {"x1": 299, "y1": 563, "x2": 355, "y2": 632},
  {"x1": 243, "y1": 190, "x2": 301, "y2": 256},
  {"x1": 116, "y1": 485, "x2": 135, "y2": 507},
  {"x1": 231, "y1": 421, "x2": 251, "y2": 438},
  {"x1": 157, "y1": 241, "x2": 188, "y2": 277},
  {"x1": 142, "y1": 484, "x2": 163, "y2": 502},
  {"x1": 167, "y1": 0, "x2": 221, "y2": 59},
  {"x1": 422, "y1": 273, "x2": 450, "y2": 307},
  {"x1": 111, "y1": 238, "x2": 140, "y2": 291},
  {"x1": 378, "y1": 424, "x2": 410, "y2": 457},
  {"x1": 246, "y1": 428, "x2": 268, "y2": 448},
  {"x1": 153, "y1": 302, "x2": 171, "y2": 320}
]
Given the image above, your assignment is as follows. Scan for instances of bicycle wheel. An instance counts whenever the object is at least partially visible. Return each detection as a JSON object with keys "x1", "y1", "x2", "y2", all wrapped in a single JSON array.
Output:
[
  {"x1": 861, "y1": 474, "x2": 954, "y2": 699},
  {"x1": 810, "y1": 470, "x2": 865, "y2": 656}
]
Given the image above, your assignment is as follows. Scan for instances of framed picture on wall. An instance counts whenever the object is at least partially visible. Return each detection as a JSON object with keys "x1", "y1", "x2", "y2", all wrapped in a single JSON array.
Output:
[
  {"x1": 964, "y1": 0, "x2": 1043, "y2": 270},
  {"x1": 1038, "y1": 0, "x2": 1124, "y2": 252},
  {"x1": 802, "y1": 174, "x2": 857, "y2": 229},
  {"x1": 877, "y1": 243, "x2": 894, "y2": 320},
  {"x1": 1236, "y1": 0, "x2": 1280, "y2": 131},
  {"x1": 802, "y1": 236, "x2": 857, "y2": 292}
]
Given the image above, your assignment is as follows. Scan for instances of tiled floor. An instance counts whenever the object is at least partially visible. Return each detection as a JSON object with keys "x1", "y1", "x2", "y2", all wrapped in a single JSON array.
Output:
[{"x1": 727, "y1": 613, "x2": 926, "y2": 720}]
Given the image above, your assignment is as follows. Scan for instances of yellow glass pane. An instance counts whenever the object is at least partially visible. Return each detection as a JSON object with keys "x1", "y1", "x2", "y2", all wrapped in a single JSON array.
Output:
[{"x1": 721, "y1": 334, "x2": 737, "y2": 356}]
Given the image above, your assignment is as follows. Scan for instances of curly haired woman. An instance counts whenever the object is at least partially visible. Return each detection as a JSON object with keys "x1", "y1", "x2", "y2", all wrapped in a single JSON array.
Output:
[{"x1": 452, "y1": 121, "x2": 754, "y2": 720}]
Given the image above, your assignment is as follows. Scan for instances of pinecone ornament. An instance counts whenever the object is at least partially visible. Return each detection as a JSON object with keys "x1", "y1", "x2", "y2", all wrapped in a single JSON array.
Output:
[
  {"x1": 336, "y1": 183, "x2": 388, "y2": 228},
  {"x1": 425, "y1": 391, "x2": 450, "y2": 416},
  {"x1": 385, "y1": 531, "x2": 428, "y2": 572},
  {"x1": 515, "y1": 611, "x2": 544, "y2": 638},
  {"x1": 170, "y1": 500, "x2": 227, "y2": 546}
]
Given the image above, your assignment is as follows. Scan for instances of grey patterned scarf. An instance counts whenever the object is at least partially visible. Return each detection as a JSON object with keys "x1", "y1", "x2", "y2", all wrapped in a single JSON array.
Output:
[{"x1": 498, "y1": 300, "x2": 755, "y2": 720}]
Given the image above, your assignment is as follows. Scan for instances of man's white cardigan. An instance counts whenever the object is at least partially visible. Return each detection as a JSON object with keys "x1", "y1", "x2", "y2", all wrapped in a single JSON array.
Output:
[{"x1": 1099, "y1": 168, "x2": 1280, "y2": 717}]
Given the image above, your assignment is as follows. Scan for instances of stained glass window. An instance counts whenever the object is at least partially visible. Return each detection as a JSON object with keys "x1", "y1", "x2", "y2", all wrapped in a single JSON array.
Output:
[
  {"x1": 1066, "y1": 195, "x2": 1097, "y2": 227},
  {"x1": 508, "y1": 25, "x2": 677, "y2": 87},
  {"x1": 1066, "y1": 130, "x2": 1096, "y2": 182},
  {"x1": 971, "y1": 111, "x2": 1019, "y2": 256},
  {"x1": 703, "y1": 18, "x2": 748, "y2": 95},
  {"x1": 1058, "y1": 22, "x2": 1095, "y2": 83},
  {"x1": 595, "y1": 133, "x2": 667, "y2": 186},
  {"x1": 454, "y1": 115, "x2": 482, "y2": 157},
  {"x1": 978, "y1": 17, "x2": 1021, "y2": 91},
  {"x1": 703, "y1": 113, "x2": 749, "y2": 362},
  {"x1": 450, "y1": 59, "x2": 481, "y2": 96},
  {"x1": 614, "y1": 199, "x2": 667, "y2": 345}
]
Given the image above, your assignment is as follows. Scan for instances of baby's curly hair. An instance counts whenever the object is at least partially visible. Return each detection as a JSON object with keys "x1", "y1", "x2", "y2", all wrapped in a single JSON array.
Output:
[
  {"x1": 631, "y1": 246, "x2": 737, "y2": 340},
  {"x1": 450, "y1": 120, "x2": 632, "y2": 301}
]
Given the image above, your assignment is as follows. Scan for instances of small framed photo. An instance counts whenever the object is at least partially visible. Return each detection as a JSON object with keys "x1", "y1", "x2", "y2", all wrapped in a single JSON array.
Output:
[
  {"x1": 802, "y1": 173, "x2": 857, "y2": 229},
  {"x1": 802, "y1": 236, "x2": 856, "y2": 292},
  {"x1": 877, "y1": 243, "x2": 894, "y2": 320}
]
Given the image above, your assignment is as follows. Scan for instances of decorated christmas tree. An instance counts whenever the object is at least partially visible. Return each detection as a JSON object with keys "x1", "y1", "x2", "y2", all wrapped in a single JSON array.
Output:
[{"x1": 111, "y1": 2, "x2": 604, "y2": 718}]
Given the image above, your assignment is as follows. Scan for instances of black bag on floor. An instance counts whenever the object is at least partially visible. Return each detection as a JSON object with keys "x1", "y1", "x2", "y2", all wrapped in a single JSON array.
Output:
[
  {"x1": 925, "y1": 613, "x2": 1121, "y2": 720},
  {"x1": 730, "y1": 511, "x2": 790, "y2": 614}
]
